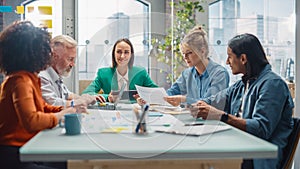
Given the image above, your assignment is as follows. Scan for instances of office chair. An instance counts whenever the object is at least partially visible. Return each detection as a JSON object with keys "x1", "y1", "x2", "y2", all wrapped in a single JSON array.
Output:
[{"x1": 280, "y1": 117, "x2": 300, "y2": 169}]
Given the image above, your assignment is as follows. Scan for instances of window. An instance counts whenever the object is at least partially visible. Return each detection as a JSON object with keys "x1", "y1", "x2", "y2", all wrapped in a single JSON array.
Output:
[
  {"x1": 209, "y1": 0, "x2": 295, "y2": 85},
  {"x1": 77, "y1": 0, "x2": 150, "y2": 80}
]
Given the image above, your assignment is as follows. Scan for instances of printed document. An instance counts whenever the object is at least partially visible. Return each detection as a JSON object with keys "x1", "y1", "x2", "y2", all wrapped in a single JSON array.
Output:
[{"x1": 135, "y1": 85, "x2": 171, "y2": 105}]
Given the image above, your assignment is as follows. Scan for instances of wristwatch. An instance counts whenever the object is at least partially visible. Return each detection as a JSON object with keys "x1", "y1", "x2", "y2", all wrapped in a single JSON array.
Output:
[{"x1": 220, "y1": 112, "x2": 229, "y2": 122}]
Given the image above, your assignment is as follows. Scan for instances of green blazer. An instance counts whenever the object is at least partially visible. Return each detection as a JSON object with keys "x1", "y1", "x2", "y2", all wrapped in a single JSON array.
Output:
[{"x1": 82, "y1": 66, "x2": 158, "y2": 101}]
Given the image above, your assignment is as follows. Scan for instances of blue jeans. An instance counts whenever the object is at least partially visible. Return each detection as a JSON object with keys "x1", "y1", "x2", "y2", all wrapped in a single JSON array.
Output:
[{"x1": 0, "y1": 145, "x2": 66, "y2": 169}]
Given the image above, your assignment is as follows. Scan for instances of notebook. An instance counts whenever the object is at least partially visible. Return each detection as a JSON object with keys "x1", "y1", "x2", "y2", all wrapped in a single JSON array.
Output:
[{"x1": 155, "y1": 124, "x2": 231, "y2": 136}]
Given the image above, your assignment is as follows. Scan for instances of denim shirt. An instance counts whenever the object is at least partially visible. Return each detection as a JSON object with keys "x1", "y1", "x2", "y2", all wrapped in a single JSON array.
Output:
[
  {"x1": 167, "y1": 58, "x2": 230, "y2": 104},
  {"x1": 203, "y1": 64, "x2": 294, "y2": 169}
]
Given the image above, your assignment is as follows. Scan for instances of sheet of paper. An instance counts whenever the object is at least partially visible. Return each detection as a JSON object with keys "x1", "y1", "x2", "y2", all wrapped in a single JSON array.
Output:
[
  {"x1": 148, "y1": 113, "x2": 184, "y2": 126},
  {"x1": 135, "y1": 85, "x2": 170, "y2": 105},
  {"x1": 80, "y1": 110, "x2": 133, "y2": 133}
]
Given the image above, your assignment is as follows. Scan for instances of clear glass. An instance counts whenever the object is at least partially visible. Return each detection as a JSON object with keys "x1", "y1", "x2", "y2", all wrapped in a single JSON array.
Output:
[
  {"x1": 208, "y1": 0, "x2": 295, "y2": 84},
  {"x1": 77, "y1": 0, "x2": 150, "y2": 80}
]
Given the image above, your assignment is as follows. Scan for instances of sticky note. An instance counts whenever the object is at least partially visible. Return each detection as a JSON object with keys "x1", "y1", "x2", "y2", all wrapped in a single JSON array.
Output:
[
  {"x1": 16, "y1": 6, "x2": 24, "y2": 14},
  {"x1": 0, "y1": 6, "x2": 13, "y2": 12},
  {"x1": 102, "y1": 127, "x2": 129, "y2": 133}
]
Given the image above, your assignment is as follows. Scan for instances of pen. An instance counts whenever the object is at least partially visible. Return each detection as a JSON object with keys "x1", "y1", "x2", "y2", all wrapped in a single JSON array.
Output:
[
  {"x1": 184, "y1": 123, "x2": 204, "y2": 126},
  {"x1": 135, "y1": 104, "x2": 149, "y2": 133}
]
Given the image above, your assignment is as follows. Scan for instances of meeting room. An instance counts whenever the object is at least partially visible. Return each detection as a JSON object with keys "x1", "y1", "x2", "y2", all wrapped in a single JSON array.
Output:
[{"x1": 0, "y1": 0, "x2": 299, "y2": 169}]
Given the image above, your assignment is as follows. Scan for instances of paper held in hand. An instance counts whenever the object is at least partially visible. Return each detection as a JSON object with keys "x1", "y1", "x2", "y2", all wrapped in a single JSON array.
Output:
[{"x1": 135, "y1": 85, "x2": 171, "y2": 105}]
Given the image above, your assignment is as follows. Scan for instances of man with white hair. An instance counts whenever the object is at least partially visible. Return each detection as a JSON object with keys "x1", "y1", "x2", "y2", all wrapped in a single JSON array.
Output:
[{"x1": 39, "y1": 35, "x2": 96, "y2": 107}]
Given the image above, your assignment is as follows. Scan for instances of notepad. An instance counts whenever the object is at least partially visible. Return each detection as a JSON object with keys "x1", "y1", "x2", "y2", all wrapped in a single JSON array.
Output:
[{"x1": 154, "y1": 124, "x2": 231, "y2": 136}]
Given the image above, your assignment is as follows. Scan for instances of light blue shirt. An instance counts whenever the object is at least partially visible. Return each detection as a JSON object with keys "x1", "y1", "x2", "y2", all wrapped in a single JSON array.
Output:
[
  {"x1": 167, "y1": 58, "x2": 230, "y2": 104},
  {"x1": 203, "y1": 64, "x2": 294, "y2": 169}
]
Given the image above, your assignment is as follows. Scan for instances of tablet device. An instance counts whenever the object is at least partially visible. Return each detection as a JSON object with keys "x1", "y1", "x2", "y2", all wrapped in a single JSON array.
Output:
[{"x1": 111, "y1": 90, "x2": 138, "y2": 101}]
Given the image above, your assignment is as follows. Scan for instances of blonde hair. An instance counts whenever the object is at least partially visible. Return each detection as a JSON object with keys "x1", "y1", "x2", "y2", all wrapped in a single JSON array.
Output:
[
  {"x1": 51, "y1": 35, "x2": 77, "y2": 49},
  {"x1": 181, "y1": 26, "x2": 209, "y2": 58}
]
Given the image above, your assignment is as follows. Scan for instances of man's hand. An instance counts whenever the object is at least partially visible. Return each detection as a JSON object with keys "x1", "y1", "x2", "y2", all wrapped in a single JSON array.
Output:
[
  {"x1": 190, "y1": 101, "x2": 223, "y2": 120},
  {"x1": 80, "y1": 94, "x2": 97, "y2": 105}
]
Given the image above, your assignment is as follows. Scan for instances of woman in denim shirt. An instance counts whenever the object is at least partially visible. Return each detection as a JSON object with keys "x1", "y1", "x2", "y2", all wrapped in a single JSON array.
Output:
[
  {"x1": 191, "y1": 33, "x2": 294, "y2": 169},
  {"x1": 164, "y1": 26, "x2": 230, "y2": 106}
]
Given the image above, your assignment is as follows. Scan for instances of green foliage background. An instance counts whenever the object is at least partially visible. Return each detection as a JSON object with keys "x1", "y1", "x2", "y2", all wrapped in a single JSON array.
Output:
[{"x1": 151, "y1": 1, "x2": 204, "y2": 82}]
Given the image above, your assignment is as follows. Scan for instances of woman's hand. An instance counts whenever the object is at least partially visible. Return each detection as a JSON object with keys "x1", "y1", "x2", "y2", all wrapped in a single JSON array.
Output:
[
  {"x1": 108, "y1": 92, "x2": 118, "y2": 103},
  {"x1": 133, "y1": 94, "x2": 146, "y2": 106},
  {"x1": 95, "y1": 95, "x2": 106, "y2": 103},
  {"x1": 190, "y1": 101, "x2": 223, "y2": 120},
  {"x1": 163, "y1": 95, "x2": 186, "y2": 107}
]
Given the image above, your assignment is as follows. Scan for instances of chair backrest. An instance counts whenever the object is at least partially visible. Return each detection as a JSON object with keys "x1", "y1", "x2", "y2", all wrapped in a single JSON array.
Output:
[{"x1": 280, "y1": 117, "x2": 300, "y2": 169}]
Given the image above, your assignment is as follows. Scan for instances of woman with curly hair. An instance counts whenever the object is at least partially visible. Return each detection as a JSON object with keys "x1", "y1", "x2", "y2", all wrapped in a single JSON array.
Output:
[{"x1": 0, "y1": 21, "x2": 76, "y2": 169}]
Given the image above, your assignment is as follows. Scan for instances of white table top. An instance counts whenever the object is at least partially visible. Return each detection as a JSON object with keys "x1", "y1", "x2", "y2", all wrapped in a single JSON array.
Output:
[{"x1": 20, "y1": 109, "x2": 278, "y2": 162}]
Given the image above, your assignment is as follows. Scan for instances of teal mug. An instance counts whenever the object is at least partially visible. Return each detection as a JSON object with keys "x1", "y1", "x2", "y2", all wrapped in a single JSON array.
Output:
[{"x1": 64, "y1": 113, "x2": 82, "y2": 135}]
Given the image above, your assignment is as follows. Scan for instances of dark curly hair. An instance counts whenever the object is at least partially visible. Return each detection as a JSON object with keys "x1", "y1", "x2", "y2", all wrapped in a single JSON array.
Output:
[
  {"x1": 0, "y1": 21, "x2": 51, "y2": 75},
  {"x1": 111, "y1": 38, "x2": 134, "y2": 68}
]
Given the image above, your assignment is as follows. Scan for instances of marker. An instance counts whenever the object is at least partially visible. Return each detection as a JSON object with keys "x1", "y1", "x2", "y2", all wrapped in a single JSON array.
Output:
[
  {"x1": 150, "y1": 124, "x2": 171, "y2": 127},
  {"x1": 135, "y1": 104, "x2": 149, "y2": 133}
]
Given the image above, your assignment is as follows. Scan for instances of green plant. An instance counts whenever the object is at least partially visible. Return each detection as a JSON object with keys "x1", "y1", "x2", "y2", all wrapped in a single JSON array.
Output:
[{"x1": 152, "y1": 0, "x2": 204, "y2": 83}]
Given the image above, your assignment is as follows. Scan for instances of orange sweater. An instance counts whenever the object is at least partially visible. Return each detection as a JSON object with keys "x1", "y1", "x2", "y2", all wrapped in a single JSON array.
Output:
[{"x1": 0, "y1": 71, "x2": 62, "y2": 147}]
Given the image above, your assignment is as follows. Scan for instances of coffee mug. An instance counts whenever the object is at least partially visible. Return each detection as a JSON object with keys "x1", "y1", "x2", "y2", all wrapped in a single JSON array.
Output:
[{"x1": 64, "y1": 113, "x2": 82, "y2": 135}]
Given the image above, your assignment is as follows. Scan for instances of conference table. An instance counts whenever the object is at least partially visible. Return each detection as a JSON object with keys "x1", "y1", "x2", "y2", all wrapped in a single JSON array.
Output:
[{"x1": 20, "y1": 106, "x2": 278, "y2": 169}]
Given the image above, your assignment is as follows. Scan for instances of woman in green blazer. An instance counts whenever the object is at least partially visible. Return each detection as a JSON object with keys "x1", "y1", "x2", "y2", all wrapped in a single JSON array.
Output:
[{"x1": 82, "y1": 38, "x2": 158, "y2": 102}]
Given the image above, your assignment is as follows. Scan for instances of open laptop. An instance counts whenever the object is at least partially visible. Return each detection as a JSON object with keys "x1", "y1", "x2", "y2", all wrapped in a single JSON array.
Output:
[{"x1": 88, "y1": 80, "x2": 128, "y2": 110}]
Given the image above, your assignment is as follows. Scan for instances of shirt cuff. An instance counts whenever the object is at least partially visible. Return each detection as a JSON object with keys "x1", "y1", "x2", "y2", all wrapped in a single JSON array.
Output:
[{"x1": 245, "y1": 118, "x2": 260, "y2": 135}]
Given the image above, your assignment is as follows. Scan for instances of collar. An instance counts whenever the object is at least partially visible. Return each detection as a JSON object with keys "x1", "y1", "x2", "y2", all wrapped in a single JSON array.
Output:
[
  {"x1": 116, "y1": 69, "x2": 129, "y2": 82},
  {"x1": 242, "y1": 64, "x2": 271, "y2": 84},
  {"x1": 46, "y1": 66, "x2": 62, "y2": 83},
  {"x1": 192, "y1": 58, "x2": 213, "y2": 78}
]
